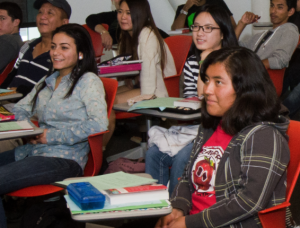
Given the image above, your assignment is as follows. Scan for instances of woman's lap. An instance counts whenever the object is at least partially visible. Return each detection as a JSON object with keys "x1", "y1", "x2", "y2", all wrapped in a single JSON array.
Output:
[
  {"x1": 145, "y1": 142, "x2": 194, "y2": 192},
  {"x1": 0, "y1": 155, "x2": 82, "y2": 195},
  {"x1": 0, "y1": 150, "x2": 16, "y2": 167}
]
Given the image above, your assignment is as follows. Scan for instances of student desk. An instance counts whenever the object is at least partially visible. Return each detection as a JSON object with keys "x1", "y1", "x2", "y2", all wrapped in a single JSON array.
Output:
[
  {"x1": 113, "y1": 102, "x2": 201, "y2": 131},
  {"x1": 99, "y1": 71, "x2": 140, "y2": 78},
  {"x1": 71, "y1": 205, "x2": 172, "y2": 222},
  {"x1": 0, "y1": 124, "x2": 44, "y2": 141},
  {"x1": 107, "y1": 103, "x2": 201, "y2": 161},
  {"x1": 0, "y1": 92, "x2": 23, "y2": 102}
]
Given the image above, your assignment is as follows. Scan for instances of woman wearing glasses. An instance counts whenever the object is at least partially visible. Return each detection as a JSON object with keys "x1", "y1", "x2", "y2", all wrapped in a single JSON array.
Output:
[{"x1": 146, "y1": 4, "x2": 238, "y2": 196}]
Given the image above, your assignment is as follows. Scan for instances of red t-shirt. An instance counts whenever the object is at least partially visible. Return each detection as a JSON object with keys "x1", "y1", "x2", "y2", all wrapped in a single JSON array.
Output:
[{"x1": 190, "y1": 124, "x2": 233, "y2": 215}]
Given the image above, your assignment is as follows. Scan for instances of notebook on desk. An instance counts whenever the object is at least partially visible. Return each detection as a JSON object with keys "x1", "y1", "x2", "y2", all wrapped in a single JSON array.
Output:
[
  {"x1": 66, "y1": 195, "x2": 172, "y2": 221},
  {"x1": 0, "y1": 121, "x2": 34, "y2": 134}
]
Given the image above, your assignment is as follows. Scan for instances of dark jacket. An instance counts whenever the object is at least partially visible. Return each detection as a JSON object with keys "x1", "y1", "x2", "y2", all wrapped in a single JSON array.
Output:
[
  {"x1": 171, "y1": 116, "x2": 290, "y2": 228},
  {"x1": 86, "y1": 11, "x2": 169, "y2": 43}
]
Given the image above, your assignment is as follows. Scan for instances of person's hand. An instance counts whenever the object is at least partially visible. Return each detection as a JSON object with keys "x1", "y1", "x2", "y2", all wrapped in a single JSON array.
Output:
[
  {"x1": 239, "y1": 12, "x2": 260, "y2": 26},
  {"x1": 200, "y1": 48, "x2": 215, "y2": 62},
  {"x1": 183, "y1": 0, "x2": 204, "y2": 11},
  {"x1": 29, "y1": 129, "x2": 48, "y2": 144},
  {"x1": 168, "y1": 216, "x2": 187, "y2": 228},
  {"x1": 155, "y1": 209, "x2": 184, "y2": 228},
  {"x1": 101, "y1": 32, "x2": 113, "y2": 51}
]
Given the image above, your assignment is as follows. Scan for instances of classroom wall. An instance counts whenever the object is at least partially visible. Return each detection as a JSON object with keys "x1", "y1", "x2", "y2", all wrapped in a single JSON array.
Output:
[
  {"x1": 224, "y1": 0, "x2": 252, "y2": 41},
  {"x1": 69, "y1": 0, "x2": 111, "y2": 25}
]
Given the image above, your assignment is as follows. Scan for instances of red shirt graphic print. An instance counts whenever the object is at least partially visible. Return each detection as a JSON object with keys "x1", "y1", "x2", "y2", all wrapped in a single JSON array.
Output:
[{"x1": 190, "y1": 124, "x2": 233, "y2": 214}]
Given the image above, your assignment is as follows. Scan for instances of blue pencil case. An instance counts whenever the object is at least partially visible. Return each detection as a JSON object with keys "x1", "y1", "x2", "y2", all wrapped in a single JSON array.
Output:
[{"x1": 67, "y1": 182, "x2": 106, "y2": 210}]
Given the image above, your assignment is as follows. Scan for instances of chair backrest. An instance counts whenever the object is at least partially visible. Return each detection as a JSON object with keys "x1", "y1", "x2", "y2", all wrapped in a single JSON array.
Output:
[
  {"x1": 164, "y1": 36, "x2": 193, "y2": 97},
  {"x1": 165, "y1": 35, "x2": 193, "y2": 75},
  {"x1": 267, "y1": 68, "x2": 285, "y2": 97},
  {"x1": 0, "y1": 58, "x2": 17, "y2": 86},
  {"x1": 82, "y1": 24, "x2": 109, "y2": 61},
  {"x1": 100, "y1": 77, "x2": 118, "y2": 118},
  {"x1": 83, "y1": 77, "x2": 118, "y2": 176},
  {"x1": 285, "y1": 120, "x2": 300, "y2": 201},
  {"x1": 296, "y1": 35, "x2": 300, "y2": 48}
]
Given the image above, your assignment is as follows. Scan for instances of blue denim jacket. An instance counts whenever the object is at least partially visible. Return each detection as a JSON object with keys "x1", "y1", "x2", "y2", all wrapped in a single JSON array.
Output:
[{"x1": 13, "y1": 71, "x2": 108, "y2": 170}]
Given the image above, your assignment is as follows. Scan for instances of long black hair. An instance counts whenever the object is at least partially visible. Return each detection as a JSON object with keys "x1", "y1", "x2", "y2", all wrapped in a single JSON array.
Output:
[
  {"x1": 190, "y1": 4, "x2": 238, "y2": 62},
  {"x1": 31, "y1": 23, "x2": 97, "y2": 111},
  {"x1": 200, "y1": 46, "x2": 281, "y2": 135},
  {"x1": 117, "y1": 0, "x2": 166, "y2": 72}
]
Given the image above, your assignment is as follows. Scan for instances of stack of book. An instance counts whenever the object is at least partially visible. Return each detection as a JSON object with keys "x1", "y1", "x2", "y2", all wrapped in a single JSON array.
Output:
[
  {"x1": 60, "y1": 172, "x2": 172, "y2": 220},
  {"x1": 103, "y1": 184, "x2": 168, "y2": 205}
]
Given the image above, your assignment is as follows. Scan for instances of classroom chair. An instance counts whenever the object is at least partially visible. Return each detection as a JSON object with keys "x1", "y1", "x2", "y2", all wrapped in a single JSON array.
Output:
[
  {"x1": 164, "y1": 35, "x2": 192, "y2": 97},
  {"x1": 258, "y1": 120, "x2": 300, "y2": 227},
  {"x1": 7, "y1": 78, "x2": 118, "y2": 197},
  {"x1": 82, "y1": 24, "x2": 109, "y2": 63},
  {"x1": 0, "y1": 58, "x2": 17, "y2": 86},
  {"x1": 268, "y1": 68, "x2": 286, "y2": 97}
]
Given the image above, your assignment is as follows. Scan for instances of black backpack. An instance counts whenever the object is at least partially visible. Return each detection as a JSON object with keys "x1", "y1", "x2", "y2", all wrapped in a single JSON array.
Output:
[{"x1": 21, "y1": 198, "x2": 84, "y2": 228}]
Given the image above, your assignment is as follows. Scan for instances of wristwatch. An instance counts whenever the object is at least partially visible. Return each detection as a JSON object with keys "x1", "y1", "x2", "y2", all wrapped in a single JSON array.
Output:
[
  {"x1": 100, "y1": 30, "x2": 107, "y2": 35},
  {"x1": 180, "y1": 9, "x2": 188, "y2": 15}
]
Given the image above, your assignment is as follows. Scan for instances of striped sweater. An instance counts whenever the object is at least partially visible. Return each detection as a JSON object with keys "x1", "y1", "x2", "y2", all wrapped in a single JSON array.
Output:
[
  {"x1": 171, "y1": 116, "x2": 290, "y2": 228},
  {"x1": 8, "y1": 37, "x2": 51, "y2": 96},
  {"x1": 183, "y1": 55, "x2": 199, "y2": 98}
]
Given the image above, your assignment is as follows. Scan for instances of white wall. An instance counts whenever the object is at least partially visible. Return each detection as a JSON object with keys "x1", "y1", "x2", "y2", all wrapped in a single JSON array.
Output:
[
  {"x1": 69, "y1": 0, "x2": 111, "y2": 25},
  {"x1": 148, "y1": 0, "x2": 175, "y2": 32},
  {"x1": 224, "y1": 0, "x2": 252, "y2": 41},
  {"x1": 68, "y1": 0, "x2": 254, "y2": 40}
]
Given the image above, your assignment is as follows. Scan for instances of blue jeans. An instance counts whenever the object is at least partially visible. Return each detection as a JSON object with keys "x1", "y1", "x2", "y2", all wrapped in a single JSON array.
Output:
[
  {"x1": 0, "y1": 150, "x2": 83, "y2": 227},
  {"x1": 283, "y1": 82, "x2": 300, "y2": 117},
  {"x1": 145, "y1": 142, "x2": 194, "y2": 196}
]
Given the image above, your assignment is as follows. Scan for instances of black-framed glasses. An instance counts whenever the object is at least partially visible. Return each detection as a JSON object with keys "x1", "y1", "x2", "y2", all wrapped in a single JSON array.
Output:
[{"x1": 190, "y1": 25, "x2": 220, "y2": 33}]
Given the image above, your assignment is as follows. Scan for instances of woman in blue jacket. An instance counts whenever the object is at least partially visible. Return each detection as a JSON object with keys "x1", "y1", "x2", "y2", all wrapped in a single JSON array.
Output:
[{"x1": 0, "y1": 24, "x2": 108, "y2": 227}]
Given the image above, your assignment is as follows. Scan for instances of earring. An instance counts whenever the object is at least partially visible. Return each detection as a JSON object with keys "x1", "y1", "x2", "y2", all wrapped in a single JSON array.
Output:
[{"x1": 79, "y1": 56, "x2": 83, "y2": 60}]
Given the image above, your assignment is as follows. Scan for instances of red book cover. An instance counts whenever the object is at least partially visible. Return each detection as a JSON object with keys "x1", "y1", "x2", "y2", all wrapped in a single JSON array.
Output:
[
  {"x1": 182, "y1": 29, "x2": 190, "y2": 33},
  {"x1": 105, "y1": 184, "x2": 167, "y2": 195},
  {"x1": 0, "y1": 105, "x2": 15, "y2": 121}
]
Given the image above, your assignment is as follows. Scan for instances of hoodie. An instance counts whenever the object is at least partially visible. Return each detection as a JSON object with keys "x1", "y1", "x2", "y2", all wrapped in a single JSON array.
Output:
[
  {"x1": 171, "y1": 116, "x2": 290, "y2": 228},
  {"x1": 240, "y1": 23, "x2": 299, "y2": 69}
]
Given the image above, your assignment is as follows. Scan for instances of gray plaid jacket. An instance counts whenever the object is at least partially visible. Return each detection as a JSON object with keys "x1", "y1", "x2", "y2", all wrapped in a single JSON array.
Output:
[{"x1": 171, "y1": 116, "x2": 290, "y2": 228}]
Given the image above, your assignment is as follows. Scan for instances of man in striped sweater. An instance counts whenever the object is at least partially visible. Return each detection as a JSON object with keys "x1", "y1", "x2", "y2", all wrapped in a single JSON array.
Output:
[{"x1": 1, "y1": 0, "x2": 71, "y2": 96}]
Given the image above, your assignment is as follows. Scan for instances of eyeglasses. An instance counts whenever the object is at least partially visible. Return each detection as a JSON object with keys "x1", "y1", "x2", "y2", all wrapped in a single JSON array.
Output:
[{"x1": 190, "y1": 25, "x2": 220, "y2": 33}]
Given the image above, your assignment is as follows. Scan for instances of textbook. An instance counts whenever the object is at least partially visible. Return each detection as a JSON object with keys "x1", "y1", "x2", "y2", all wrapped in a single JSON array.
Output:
[
  {"x1": 65, "y1": 194, "x2": 170, "y2": 215},
  {"x1": 98, "y1": 63, "x2": 142, "y2": 74},
  {"x1": 0, "y1": 121, "x2": 34, "y2": 134},
  {"x1": 0, "y1": 105, "x2": 14, "y2": 121},
  {"x1": 103, "y1": 184, "x2": 169, "y2": 205},
  {"x1": 168, "y1": 28, "x2": 190, "y2": 35},
  {"x1": 98, "y1": 54, "x2": 142, "y2": 74},
  {"x1": 0, "y1": 89, "x2": 17, "y2": 97},
  {"x1": 173, "y1": 97, "x2": 201, "y2": 110}
]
